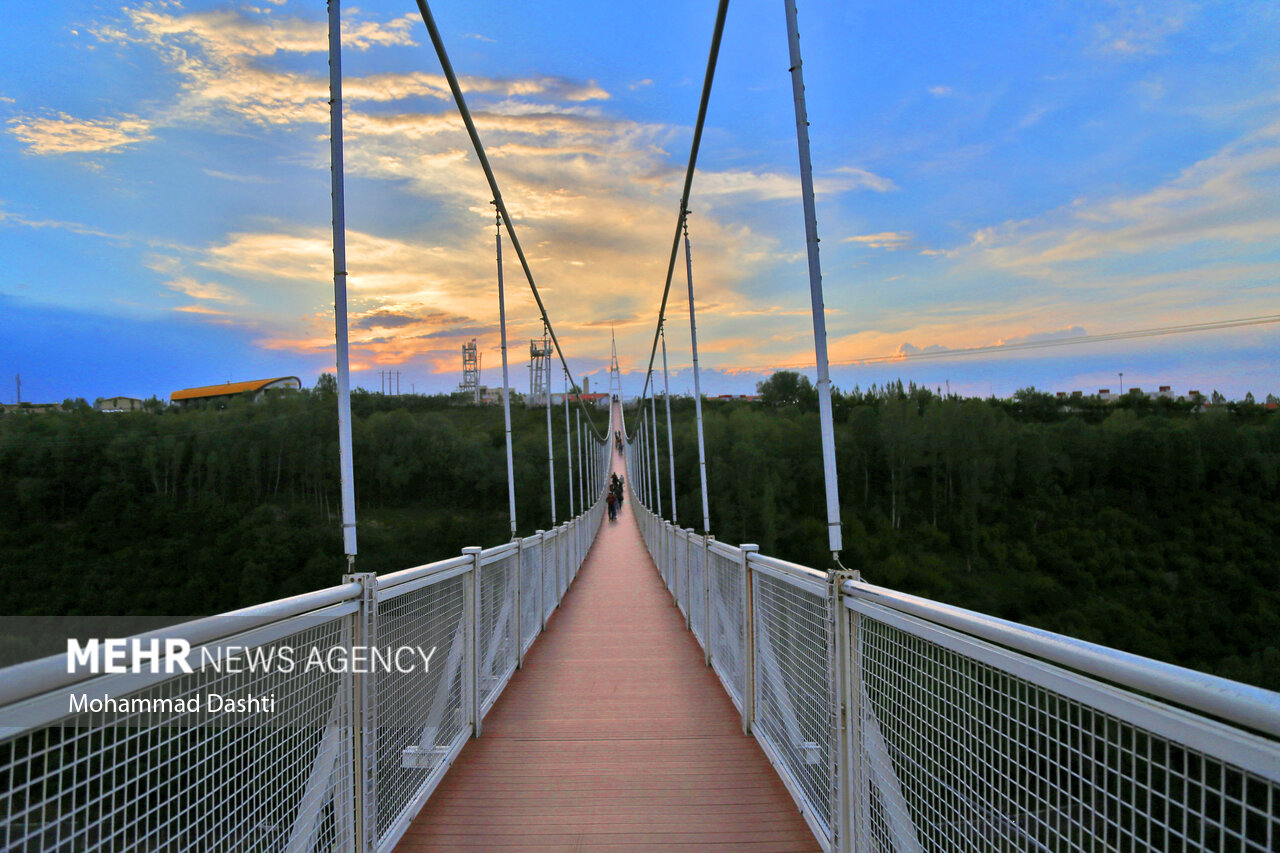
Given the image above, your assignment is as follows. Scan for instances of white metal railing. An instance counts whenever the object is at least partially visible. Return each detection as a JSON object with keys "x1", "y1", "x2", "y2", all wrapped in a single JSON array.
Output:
[
  {"x1": 0, "y1": 494, "x2": 605, "y2": 853},
  {"x1": 631, "y1": 492, "x2": 1280, "y2": 853}
]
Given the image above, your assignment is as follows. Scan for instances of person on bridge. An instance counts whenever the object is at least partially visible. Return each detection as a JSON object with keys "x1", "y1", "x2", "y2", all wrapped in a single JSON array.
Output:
[{"x1": 606, "y1": 490, "x2": 617, "y2": 521}]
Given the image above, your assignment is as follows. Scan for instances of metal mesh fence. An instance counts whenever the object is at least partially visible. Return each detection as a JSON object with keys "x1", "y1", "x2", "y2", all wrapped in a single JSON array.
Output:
[
  {"x1": 374, "y1": 574, "x2": 468, "y2": 843},
  {"x1": 689, "y1": 536, "x2": 707, "y2": 648},
  {"x1": 855, "y1": 607, "x2": 1280, "y2": 853},
  {"x1": 707, "y1": 546, "x2": 744, "y2": 709},
  {"x1": 628, "y1": 500, "x2": 1280, "y2": 853},
  {"x1": 668, "y1": 530, "x2": 681, "y2": 598},
  {"x1": 0, "y1": 618, "x2": 350, "y2": 853},
  {"x1": 752, "y1": 570, "x2": 833, "y2": 839},
  {"x1": 541, "y1": 531, "x2": 557, "y2": 624},
  {"x1": 478, "y1": 551, "x2": 518, "y2": 713},
  {"x1": 519, "y1": 535, "x2": 543, "y2": 654},
  {"x1": 0, "y1": 494, "x2": 606, "y2": 853}
]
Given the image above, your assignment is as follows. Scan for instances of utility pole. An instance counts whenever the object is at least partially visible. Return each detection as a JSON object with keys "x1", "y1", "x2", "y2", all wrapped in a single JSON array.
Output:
[{"x1": 14, "y1": 374, "x2": 20, "y2": 405}]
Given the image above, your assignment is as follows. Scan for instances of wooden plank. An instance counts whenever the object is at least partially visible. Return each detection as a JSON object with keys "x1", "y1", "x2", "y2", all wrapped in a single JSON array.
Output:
[{"x1": 394, "y1": 449, "x2": 822, "y2": 853}]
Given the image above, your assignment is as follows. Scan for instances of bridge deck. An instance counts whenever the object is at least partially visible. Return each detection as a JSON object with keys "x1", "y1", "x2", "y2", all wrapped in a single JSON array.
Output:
[{"x1": 394, "y1": 449, "x2": 821, "y2": 852}]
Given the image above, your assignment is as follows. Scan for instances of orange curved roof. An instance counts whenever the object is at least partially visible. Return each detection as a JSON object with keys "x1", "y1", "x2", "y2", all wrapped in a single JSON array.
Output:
[{"x1": 170, "y1": 376, "x2": 300, "y2": 401}]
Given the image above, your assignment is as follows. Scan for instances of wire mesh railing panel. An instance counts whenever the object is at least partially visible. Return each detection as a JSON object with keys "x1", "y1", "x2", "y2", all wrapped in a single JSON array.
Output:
[
  {"x1": 689, "y1": 537, "x2": 707, "y2": 648},
  {"x1": 855, "y1": 607, "x2": 1280, "y2": 853},
  {"x1": 374, "y1": 573, "x2": 468, "y2": 843},
  {"x1": 542, "y1": 532, "x2": 557, "y2": 623},
  {"x1": 0, "y1": 619, "x2": 350, "y2": 853},
  {"x1": 752, "y1": 570, "x2": 833, "y2": 840},
  {"x1": 668, "y1": 529, "x2": 681, "y2": 597},
  {"x1": 520, "y1": 535, "x2": 543, "y2": 653},
  {"x1": 707, "y1": 547, "x2": 744, "y2": 709},
  {"x1": 558, "y1": 529, "x2": 569, "y2": 602},
  {"x1": 479, "y1": 553, "x2": 518, "y2": 712}
]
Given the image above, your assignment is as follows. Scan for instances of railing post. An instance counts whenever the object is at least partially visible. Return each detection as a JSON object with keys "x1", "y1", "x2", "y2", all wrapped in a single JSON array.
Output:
[
  {"x1": 341, "y1": 571, "x2": 378, "y2": 853},
  {"x1": 536, "y1": 530, "x2": 547, "y2": 630},
  {"x1": 739, "y1": 544, "x2": 759, "y2": 735},
  {"x1": 462, "y1": 546, "x2": 482, "y2": 739},
  {"x1": 832, "y1": 569, "x2": 860, "y2": 853}
]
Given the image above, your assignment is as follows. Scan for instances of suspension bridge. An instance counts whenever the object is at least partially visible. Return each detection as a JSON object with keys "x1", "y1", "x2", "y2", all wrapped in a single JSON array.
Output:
[{"x1": 3, "y1": 1, "x2": 1280, "y2": 852}]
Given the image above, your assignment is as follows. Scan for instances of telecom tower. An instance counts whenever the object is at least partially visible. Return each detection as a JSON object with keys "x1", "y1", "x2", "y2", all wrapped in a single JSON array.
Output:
[
  {"x1": 608, "y1": 327, "x2": 623, "y2": 402},
  {"x1": 529, "y1": 332, "x2": 552, "y2": 407},
  {"x1": 459, "y1": 338, "x2": 479, "y2": 401}
]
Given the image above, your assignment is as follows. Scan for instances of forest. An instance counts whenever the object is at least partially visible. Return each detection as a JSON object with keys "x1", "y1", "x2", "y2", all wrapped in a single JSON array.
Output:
[{"x1": 0, "y1": 372, "x2": 1276, "y2": 691}]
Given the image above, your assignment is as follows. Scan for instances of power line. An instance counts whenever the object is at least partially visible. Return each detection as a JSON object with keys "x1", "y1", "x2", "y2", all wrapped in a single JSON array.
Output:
[{"x1": 649, "y1": 312, "x2": 1280, "y2": 375}]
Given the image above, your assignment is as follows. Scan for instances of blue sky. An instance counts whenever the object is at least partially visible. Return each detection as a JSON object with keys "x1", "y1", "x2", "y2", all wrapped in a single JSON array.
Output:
[{"x1": 2, "y1": 0, "x2": 1277, "y2": 403}]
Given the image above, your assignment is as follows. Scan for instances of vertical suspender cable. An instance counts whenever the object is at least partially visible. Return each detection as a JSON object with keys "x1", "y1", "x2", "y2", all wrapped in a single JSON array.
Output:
[
  {"x1": 660, "y1": 324, "x2": 678, "y2": 524},
  {"x1": 641, "y1": 410, "x2": 650, "y2": 506},
  {"x1": 642, "y1": 411, "x2": 651, "y2": 507},
  {"x1": 649, "y1": 384, "x2": 663, "y2": 518},
  {"x1": 545, "y1": 333, "x2": 556, "y2": 525},
  {"x1": 327, "y1": 0, "x2": 357, "y2": 566},
  {"x1": 577, "y1": 411, "x2": 584, "y2": 511},
  {"x1": 684, "y1": 216, "x2": 712, "y2": 535},
  {"x1": 496, "y1": 209, "x2": 517, "y2": 538},
  {"x1": 784, "y1": 0, "x2": 843, "y2": 560},
  {"x1": 564, "y1": 369, "x2": 575, "y2": 518}
]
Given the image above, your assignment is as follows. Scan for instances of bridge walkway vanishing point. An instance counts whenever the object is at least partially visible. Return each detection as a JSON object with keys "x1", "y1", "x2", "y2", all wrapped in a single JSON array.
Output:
[{"x1": 394, "y1": 444, "x2": 821, "y2": 852}]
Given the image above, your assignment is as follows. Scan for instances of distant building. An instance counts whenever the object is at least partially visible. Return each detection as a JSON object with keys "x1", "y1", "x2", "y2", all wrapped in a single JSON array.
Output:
[
  {"x1": 550, "y1": 392, "x2": 610, "y2": 408},
  {"x1": 171, "y1": 376, "x2": 301, "y2": 408},
  {"x1": 95, "y1": 396, "x2": 143, "y2": 412},
  {"x1": 713, "y1": 394, "x2": 761, "y2": 402}
]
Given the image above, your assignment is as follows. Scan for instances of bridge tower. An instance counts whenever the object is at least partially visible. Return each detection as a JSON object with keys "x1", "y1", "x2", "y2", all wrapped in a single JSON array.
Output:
[
  {"x1": 529, "y1": 333, "x2": 552, "y2": 407},
  {"x1": 608, "y1": 327, "x2": 623, "y2": 403},
  {"x1": 459, "y1": 338, "x2": 479, "y2": 401}
]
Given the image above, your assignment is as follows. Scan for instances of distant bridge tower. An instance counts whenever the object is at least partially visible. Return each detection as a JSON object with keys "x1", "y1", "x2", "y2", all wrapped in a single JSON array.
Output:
[
  {"x1": 529, "y1": 333, "x2": 552, "y2": 407},
  {"x1": 608, "y1": 327, "x2": 623, "y2": 402},
  {"x1": 459, "y1": 338, "x2": 479, "y2": 402}
]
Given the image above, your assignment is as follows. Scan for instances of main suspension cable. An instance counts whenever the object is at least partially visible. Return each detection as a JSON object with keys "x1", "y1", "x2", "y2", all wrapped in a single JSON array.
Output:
[
  {"x1": 413, "y1": 0, "x2": 606, "y2": 441},
  {"x1": 637, "y1": 0, "x2": 731, "y2": 403}
]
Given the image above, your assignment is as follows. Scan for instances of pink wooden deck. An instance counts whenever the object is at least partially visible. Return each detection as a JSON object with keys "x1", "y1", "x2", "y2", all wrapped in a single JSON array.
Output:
[{"x1": 394, "y1": 447, "x2": 821, "y2": 852}]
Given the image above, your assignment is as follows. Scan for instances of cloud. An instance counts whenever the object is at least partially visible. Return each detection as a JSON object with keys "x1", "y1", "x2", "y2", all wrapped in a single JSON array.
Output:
[
  {"x1": 464, "y1": 33, "x2": 495, "y2": 43},
  {"x1": 76, "y1": 6, "x2": 608, "y2": 134},
  {"x1": 202, "y1": 168, "x2": 275, "y2": 184},
  {"x1": 174, "y1": 304, "x2": 232, "y2": 316},
  {"x1": 14, "y1": 3, "x2": 844, "y2": 379},
  {"x1": 832, "y1": 166, "x2": 898, "y2": 193},
  {"x1": 843, "y1": 231, "x2": 913, "y2": 250},
  {"x1": 1093, "y1": 0, "x2": 1193, "y2": 56},
  {"x1": 0, "y1": 203, "x2": 131, "y2": 241},
  {"x1": 629, "y1": 79, "x2": 653, "y2": 91},
  {"x1": 960, "y1": 119, "x2": 1280, "y2": 276},
  {"x1": 8, "y1": 112, "x2": 153, "y2": 155},
  {"x1": 693, "y1": 165, "x2": 897, "y2": 201},
  {"x1": 927, "y1": 85, "x2": 954, "y2": 97},
  {"x1": 892, "y1": 326, "x2": 1087, "y2": 361},
  {"x1": 162, "y1": 275, "x2": 242, "y2": 304}
]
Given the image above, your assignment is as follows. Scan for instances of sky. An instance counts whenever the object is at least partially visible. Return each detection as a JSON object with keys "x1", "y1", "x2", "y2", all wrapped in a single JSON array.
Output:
[{"x1": 1, "y1": 0, "x2": 1278, "y2": 404}]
